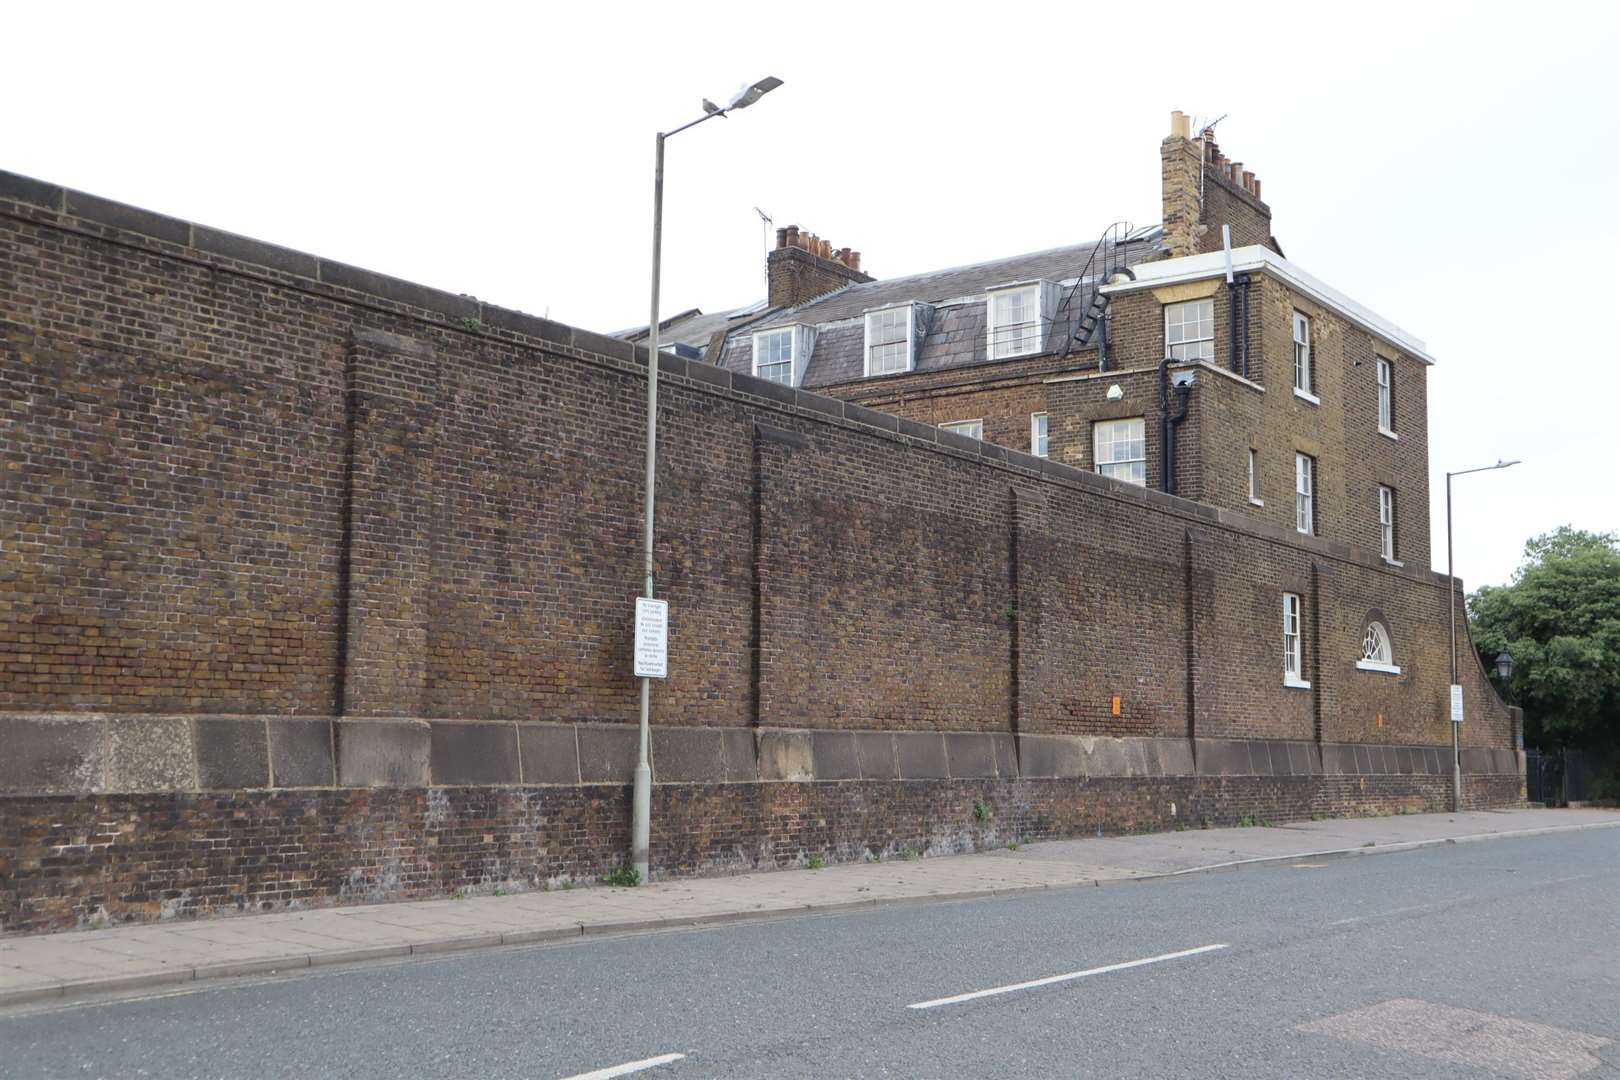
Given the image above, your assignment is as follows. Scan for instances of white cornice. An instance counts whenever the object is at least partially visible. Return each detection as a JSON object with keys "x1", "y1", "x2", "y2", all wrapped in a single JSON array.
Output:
[{"x1": 1101, "y1": 247, "x2": 1436, "y2": 366}]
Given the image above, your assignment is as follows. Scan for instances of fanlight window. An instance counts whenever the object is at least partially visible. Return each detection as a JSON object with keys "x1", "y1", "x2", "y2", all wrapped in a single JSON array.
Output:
[{"x1": 1361, "y1": 622, "x2": 1392, "y2": 666}]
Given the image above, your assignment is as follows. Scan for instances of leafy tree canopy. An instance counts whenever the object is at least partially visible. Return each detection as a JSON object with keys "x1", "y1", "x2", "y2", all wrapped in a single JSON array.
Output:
[{"x1": 1469, "y1": 527, "x2": 1620, "y2": 754}]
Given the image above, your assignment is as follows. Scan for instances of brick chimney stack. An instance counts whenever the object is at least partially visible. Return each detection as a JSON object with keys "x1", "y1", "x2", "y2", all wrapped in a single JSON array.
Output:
[
  {"x1": 767, "y1": 224, "x2": 873, "y2": 308},
  {"x1": 1161, "y1": 111, "x2": 1278, "y2": 258}
]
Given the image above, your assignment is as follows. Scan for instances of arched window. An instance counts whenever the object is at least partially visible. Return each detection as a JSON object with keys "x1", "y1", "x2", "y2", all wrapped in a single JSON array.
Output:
[{"x1": 1356, "y1": 620, "x2": 1400, "y2": 674}]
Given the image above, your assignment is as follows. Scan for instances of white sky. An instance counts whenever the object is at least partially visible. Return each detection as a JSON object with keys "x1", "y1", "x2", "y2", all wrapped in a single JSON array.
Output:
[{"x1": 6, "y1": 1, "x2": 1616, "y2": 589}]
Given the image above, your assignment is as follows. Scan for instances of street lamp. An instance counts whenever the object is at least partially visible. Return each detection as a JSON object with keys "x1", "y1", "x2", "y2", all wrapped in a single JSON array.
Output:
[
  {"x1": 1493, "y1": 651, "x2": 1514, "y2": 684},
  {"x1": 1445, "y1": 458, "x2": 1520, "y2": 812},
  {"x1": 633, "y1": 75, "x2": 783, "y2": 884}
]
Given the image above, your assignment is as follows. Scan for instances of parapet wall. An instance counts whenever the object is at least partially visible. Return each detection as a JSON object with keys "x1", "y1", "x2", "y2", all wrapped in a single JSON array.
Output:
[{"x1": 0, "y1": 170, "x2": 1521, "y2": 932}]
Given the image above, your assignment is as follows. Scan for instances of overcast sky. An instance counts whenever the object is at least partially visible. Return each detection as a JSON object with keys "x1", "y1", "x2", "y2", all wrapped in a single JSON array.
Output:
[{"x1": 6, "y1": 1, "x2": 1616, "y2": 589}]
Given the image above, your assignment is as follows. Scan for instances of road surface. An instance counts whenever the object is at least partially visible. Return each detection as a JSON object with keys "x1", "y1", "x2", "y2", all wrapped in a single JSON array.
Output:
[{"x1": 3, "y1": 830, "x2": 1616, "y2": 1079}]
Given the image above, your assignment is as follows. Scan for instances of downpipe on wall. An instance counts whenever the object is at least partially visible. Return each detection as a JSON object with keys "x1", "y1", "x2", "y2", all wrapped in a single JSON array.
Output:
[{"x1": 1159, "y1": 358, "x2": 1193, "y2": 496}]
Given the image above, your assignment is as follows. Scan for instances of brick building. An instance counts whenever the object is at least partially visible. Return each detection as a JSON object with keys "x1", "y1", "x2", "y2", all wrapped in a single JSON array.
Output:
[
  {"x1": 0, "y1": 116, "x2": 1518, "y2": 934},
  {"x1": 629, "y1": 111, "x2": 1430, "y2": 569}
]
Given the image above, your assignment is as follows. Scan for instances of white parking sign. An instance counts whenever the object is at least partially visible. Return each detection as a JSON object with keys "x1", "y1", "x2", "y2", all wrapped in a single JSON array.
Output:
[{"x1": 634, "y1": 598, "x2": 668, "y2": 679}]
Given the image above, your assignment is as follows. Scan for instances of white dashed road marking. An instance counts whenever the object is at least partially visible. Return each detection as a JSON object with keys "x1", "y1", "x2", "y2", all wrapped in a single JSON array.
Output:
[
  {"x1": 906, "y1": 943, "x2": 1230, "y2": 1010},
  {"x1": 560, "y1": 1052, "x2": 687, "y2": 1079}
]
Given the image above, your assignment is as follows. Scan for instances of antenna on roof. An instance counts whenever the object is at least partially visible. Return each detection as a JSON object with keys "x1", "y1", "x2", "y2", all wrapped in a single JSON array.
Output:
[
  {"x1": 754, "y1": 207, "x2": 773, "y2": 290},
  {"x1": 1194, "y1": 114, "x2": 1228, "y2": 205}
]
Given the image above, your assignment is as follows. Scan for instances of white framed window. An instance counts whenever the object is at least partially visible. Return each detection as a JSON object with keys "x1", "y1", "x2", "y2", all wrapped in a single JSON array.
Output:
[
  {"x1": 1293, "y1": 312, "x2": 1313, "y2": 397},
  {"x1": 1165, "y1": 298, "x2": 1215, "y2": 362},
  {"x1": 1356, "y1": 620, "x2": 1401, "y2": 674},
  {"x1": 942, "y1": 419, "x2": 983, "y2": 440},
  {"x1": 1031, "y1": 412, "x2": 1049, "y2": 458},
  {"x1": 864, "y1": 306, "x2": 913, "y2": 376},
  {"x1": 1283, "y1": 593, "x2": 1309, "y2": 687},
  {"x1": 1094, "y1": 418, "x2": 1146, "y2": 485},
  {"x1": 1379, "y1": 485, "x2": 1397, "y2": 562},
  {"x1": 752, "y1": 327, "x2": 795, "y2": 385},
  {"x1": 987, "y1": 285, "x2": 1042, "y2": 359},
  {"x1": 1295, "y1": 453, "x2": 1314, "y2": 535},
  {"x1": 1248, "y1": 448, "x2": 1262, "y2": 506},
  {"x1": 1377, "y1": 357, "x2": 1394, "y2": 434}
]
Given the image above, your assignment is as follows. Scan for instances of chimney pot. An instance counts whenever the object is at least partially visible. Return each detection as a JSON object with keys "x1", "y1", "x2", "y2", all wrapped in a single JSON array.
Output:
[
  {"x1": 1242, "y1": 170, "x2": 1255, "y2": 193},
  {"x1": 850, "y1": 251, "x2": 861, "y2": 271},
  {"x1": 1170, "y1": 110, "x2": 1191, "y2": 139},
  {"x1": 785, "y1": 225, "x2": 800, "y2": 248},
  {"x1": 775, "y1": 227, "x2": 788, "y2": 249},
  {"x1": 1252, "y1": 178, "x2": 1262, "y2": 200}
]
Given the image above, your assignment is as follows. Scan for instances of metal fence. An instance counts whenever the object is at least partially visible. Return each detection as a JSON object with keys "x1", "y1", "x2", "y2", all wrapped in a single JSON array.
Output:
[{"x1": 1526, "y1": 749, "x2": 1607, "y2": 805}]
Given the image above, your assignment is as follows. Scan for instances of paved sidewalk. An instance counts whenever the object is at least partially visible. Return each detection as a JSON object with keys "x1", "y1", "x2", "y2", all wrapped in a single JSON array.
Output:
[{"x1": 3, "y1": 807, "x2": 1615, "y2": 1008}]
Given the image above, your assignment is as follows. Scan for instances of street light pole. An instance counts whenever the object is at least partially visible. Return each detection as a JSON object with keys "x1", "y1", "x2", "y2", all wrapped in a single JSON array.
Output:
[
  {"x1": 1445, "y1": 458, "x2": 1520, "y2": 812},
  {"x1": 633, "y1": 77, "x2": 783, "y2": 884}
]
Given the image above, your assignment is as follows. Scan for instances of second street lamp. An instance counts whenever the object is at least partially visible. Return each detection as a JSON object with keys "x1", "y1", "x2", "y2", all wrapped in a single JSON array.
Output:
[
  {"x1": 1445, "y1": 458, "x2": 1520, "y2": 812},
  {"x1": 632, "y1": 76, "x2": 783, "y2": 885}
]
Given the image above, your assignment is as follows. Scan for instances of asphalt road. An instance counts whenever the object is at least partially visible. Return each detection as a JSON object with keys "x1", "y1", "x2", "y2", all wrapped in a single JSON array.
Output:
[{"x1": 3, "y1": 830, "x2": 1617, "y2": 1079}]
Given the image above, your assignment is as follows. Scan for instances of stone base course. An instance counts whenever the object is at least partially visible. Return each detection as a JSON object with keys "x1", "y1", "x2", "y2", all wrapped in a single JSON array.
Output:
[{"x1": 0, "y1": 715, "x2": 1525, "y2": 796}]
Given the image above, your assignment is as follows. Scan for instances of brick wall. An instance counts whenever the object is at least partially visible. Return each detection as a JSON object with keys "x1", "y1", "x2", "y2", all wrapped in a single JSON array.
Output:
[
  {"x1": 1043, "y1": 278, "x2": 1431, "y2": 568},
  {"x1": 0, "y1": 171, "x2": 1518, "y2": 932},
  {"x1": 817, "y1": 350, "x2": 1097, "y2": 457},
  {"x1": 0, "y1": 768, "x2": 1521, "y2": 934}
]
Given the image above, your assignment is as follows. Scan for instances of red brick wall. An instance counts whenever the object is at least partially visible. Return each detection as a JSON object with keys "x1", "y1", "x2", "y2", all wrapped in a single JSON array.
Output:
[
  {"x1": 0, "y1": 173, "x2": 1519, "y2": 932},
  {"x1": 0, "y1": 176, "x2": 1510, "y2": 749},
  {"x1": 821, "y1": 351, "x2": 1087, "y2": 457},
  {"x1": 0, "y1": 772, "x2": 1520, "y2": 934}
]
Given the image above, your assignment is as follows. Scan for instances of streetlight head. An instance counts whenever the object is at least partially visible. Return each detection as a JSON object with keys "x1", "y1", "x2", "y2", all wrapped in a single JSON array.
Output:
[
  {"x1": 1494, "y1": 651, "x2": 1514, "y2": 682},
  {"x1": 1496, "y1": 459, "x2": 1521, "y2": 470},
  {"x1": 728, "y1": 75, "x2": 784, "y2": 110}
]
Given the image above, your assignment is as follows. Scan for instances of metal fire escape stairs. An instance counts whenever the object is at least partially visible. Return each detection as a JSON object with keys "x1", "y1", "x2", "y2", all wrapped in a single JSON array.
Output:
[{"x1": 1055, "y1": 221, "x2": 1137, "y2": 368}]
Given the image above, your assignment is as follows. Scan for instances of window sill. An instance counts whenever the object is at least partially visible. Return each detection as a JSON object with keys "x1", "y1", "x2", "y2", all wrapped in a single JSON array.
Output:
[
  {"x1": 1382, "y1": 557, "x2": 1404, "y2": 568},
  {"x1": 1293, "y1": 388, "x2": 1321, "y2": 406},
  {"x1": 1378, "y1": 427, "x2": 1399, "y2": 441},
  {"x1": 1248, "y1": 498, "x2": 1264, "y2": 508},
  {"x1": 1284, "y1": 678, "x2": 1312, "y2": 690},
  {"x1": 1355, "y1": 660, "x2": 1403, "y2": 675},
  {"x1": 1296, "y1": 526, "x2": 1313, "y2": 537}
]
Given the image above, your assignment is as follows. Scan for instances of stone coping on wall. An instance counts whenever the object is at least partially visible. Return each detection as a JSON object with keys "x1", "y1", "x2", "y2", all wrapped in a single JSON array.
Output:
[
  {"x1": 0, "y1": 715, "x2": 1523, "y2": 797},
  {"x1": 0, "y1": 168, "x2": 1458, "y2": 594}
]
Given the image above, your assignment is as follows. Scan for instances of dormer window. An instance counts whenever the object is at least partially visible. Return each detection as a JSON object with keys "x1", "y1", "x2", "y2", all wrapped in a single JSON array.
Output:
[
  {"x1": 751, "y1": 325, "x2": 815, "y2": 386},
  {"x1": 987, "y1": 284, "x2": 1043, "y2": 359},
  {"x1": 864, "y1": 306, "x2": 914, "y2": 376}
]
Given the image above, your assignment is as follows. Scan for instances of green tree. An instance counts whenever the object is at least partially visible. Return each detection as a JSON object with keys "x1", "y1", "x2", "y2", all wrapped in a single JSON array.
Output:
[{"x1": 1469, "y1": 528, "x2": 1620, "y2": 776}]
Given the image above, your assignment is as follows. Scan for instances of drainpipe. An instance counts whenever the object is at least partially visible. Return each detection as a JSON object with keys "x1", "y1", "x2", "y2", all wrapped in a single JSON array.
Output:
[
  {"x1": 1239, "y1": 272, "x2": 1252, "y2": 380},
  {"x1": 1159, "y1": 357, "x2": 1171, "y2": 492},
  {"x1": 1168, "y1": 378, "x2": 1191, "y2": 496},
  {"x1": 1227, "y1": 280, "x2": 1239, "y2": 376},
  {"x1": 1158, "y1": 359, "x2": 1193, "y2": 495},
  {"x1": 1222, "y1": 224, "x2": 1238, "y2": 376}
]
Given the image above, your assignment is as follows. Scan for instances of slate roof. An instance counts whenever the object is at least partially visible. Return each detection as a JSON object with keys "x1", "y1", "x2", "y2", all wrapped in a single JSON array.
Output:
[{"x1": 707, "y1": 227, "x2": 1165, "y2": 388}]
